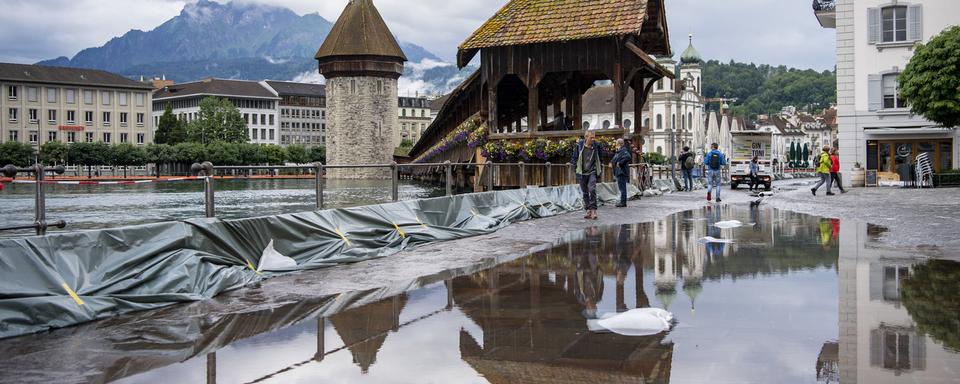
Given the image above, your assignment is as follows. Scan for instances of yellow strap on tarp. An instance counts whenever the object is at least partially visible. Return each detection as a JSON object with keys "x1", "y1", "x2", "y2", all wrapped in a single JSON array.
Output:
[
  {"x1": 61, "y1": 282, "x2": 85, "y2": 306},
  {"x1": 335, "y1": 228, "x2": 351, "y2": 246},
  {"x1": 240, "y1": 257, "x2": 263, "y2": 276},
  {"x1": 416, "y1": 217, "x2": 428, "y2": 229},
  {"x1": 470, "y1": 208, "x2": 479, "y2": 216},
  {"x1": 392, "y1": 222, "x2": 406, "y2": 238}
]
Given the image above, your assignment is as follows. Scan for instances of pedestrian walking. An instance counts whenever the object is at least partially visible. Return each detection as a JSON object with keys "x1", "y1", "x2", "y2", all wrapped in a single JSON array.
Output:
[
  {"x1": 705, "y1": 143, "x2": 726, "y2": 203},
  {"x1": 572, "y1": 130, "x2": 603, "y2": 219},
  {"x1": 830, "y1": 148, "x2": 847, "y2": 193},
  {"x1": 811, "y1": 146, "x2": 834, "y2": 196},
  {"x1": 678, "y1": 146, "x2": 694, "y2": 191},
  {"x1": 748, "y1": 156, "x2": 760, "y2": 192},
  {"x1": 610, "y1": 138, "x2": 632, "y2": 207}
]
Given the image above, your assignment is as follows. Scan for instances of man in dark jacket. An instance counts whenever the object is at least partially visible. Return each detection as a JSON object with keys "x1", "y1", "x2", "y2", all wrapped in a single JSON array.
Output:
[
  {"x1": 610, "y1": 138, "x2": 632, "y2": 207},
  {"x1": 678, "y1": 146, "x2": 694, "y2": 192},
  {"x1": 572, "y1": 130, "x2": 603, "y2": 219}
]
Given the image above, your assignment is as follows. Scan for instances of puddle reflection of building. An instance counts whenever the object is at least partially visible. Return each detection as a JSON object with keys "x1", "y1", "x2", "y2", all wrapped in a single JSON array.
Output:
[
  {"x1": 837, "y1": 222, "x2": 960, "y2": 384},
  {"x1": 454, "y1": 226, "x2": 675, "y2": 383}
]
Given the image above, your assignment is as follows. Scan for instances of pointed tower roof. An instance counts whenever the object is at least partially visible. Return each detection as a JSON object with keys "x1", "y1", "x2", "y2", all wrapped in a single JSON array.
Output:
[
  {"x1": 315, "y1": 0, "x2": 406, "y2": 78},
  {"x1": 680, "y1": 34, "x2": 702, "y2": 65},
  {"x1": 316, "y1": 0, "x2": 406, "y2": 60}
]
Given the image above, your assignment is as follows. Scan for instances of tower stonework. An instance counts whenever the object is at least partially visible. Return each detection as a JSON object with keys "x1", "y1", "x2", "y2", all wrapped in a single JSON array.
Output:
[{"x1": 315, "y1": 0, "x2": 406, "y2": 179}]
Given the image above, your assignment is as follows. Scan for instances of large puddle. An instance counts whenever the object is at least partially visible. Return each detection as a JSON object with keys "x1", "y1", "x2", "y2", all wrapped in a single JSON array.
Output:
[{"x1": 0, "y1": 207, "x2": 957, "y2": 383}]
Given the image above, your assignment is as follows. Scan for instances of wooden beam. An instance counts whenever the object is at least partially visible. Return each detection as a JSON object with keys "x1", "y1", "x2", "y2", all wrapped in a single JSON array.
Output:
[
  {"x1": 488, "y1": 82, "x2": 498, "y2": 134},
  {"x1": 528, "y1": 82, "x2": 539, "y2": 133}
]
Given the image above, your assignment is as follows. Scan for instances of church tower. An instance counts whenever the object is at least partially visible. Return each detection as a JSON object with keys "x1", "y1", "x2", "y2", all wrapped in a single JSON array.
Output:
[{"x1": 316, "y1": 0, "x2": 406, "y2": 179}]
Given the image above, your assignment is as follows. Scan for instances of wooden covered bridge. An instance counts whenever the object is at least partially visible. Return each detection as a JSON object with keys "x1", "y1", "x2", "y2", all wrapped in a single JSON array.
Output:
[{"x1": 407, "y1": 0, "x2": 674, "y2": 190}]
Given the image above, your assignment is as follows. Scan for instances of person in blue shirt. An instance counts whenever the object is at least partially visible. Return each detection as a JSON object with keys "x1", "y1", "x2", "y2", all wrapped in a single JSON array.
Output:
[
  {"x1": 571, "y1": 130, "x2": 603, "y2": 219},
  {"x1": 704, "y1": 143, "x2": 726, "y2": 203}
]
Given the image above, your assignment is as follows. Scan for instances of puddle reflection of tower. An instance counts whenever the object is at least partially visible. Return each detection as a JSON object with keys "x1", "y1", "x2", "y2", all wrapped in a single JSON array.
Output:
[{"x1": 654, "y1": 253, "x2": 678, "y2": 310}]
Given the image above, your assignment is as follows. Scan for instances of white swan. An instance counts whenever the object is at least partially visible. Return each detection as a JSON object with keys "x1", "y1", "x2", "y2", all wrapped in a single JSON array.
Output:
[{"x1": 587, "y1": 308, "x2": 674, "y2": 336}]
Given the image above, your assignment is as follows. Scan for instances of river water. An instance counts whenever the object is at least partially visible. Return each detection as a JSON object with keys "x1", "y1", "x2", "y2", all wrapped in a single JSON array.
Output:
[
  {"x1": 1, "y1": 207, "x2": 956, "y2": 383},
  {"x1": 0, "y1": 179, "x2": 444, "y2": 237}
]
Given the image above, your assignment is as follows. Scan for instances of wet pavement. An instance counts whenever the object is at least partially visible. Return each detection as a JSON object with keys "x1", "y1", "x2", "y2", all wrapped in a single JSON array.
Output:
[{"x1": 1, "y1": 207, "x2": 957, "y2": 383}]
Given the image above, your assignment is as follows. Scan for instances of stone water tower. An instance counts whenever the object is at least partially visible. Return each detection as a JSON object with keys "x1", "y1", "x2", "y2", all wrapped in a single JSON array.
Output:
[{"x1": 315, "y1": 0, "x2": 406, "y2": 179}]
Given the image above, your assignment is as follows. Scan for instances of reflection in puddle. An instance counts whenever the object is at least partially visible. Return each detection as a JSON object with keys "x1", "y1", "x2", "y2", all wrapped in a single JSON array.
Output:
[{"x1": 0, "y1": 207, "x2": 957, "y2": 384}]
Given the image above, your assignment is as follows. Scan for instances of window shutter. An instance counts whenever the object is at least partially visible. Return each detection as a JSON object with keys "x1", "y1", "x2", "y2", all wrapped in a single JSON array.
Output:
[
  {"x1": 867, "y1": 8, "x2": 880, "y2": 44},
  {"x1": 868, "y1": 74, "x2": 882, "y2": 111},
  {"x1": 908, "y1": 4, "x2": 923, "y2": 42}
]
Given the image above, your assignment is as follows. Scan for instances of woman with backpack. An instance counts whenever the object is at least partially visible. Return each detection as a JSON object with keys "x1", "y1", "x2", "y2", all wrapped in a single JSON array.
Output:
[
  {"x1": 811, "y1": 146, "x2": 834, "y2": 196},
  {"x1": 678, "y1": 146, "x2": 694, "y2": 192}
]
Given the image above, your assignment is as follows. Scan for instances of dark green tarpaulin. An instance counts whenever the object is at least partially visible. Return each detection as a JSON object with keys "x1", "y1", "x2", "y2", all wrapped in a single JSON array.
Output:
[{"x1": 0, "y1": 183, "x2": 638, "y2": 339}]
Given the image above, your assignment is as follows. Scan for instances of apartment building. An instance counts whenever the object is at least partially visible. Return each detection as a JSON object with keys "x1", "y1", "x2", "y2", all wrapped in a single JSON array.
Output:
[
  {"x1": 815, "y1": 0, "x2": 959, "y2": 184},
  {"x1": 265, "y1": 81, "x2": 327, "y2": 147},
  {"x1": 152, "y1": 79, "x2": 281, "y2": 145},
  {"x1": 398, "y1": 96, "x2": 432, "y2": 146},
  {"x1": 1, "y1": 63, "x2": 154, "y2": 147}
]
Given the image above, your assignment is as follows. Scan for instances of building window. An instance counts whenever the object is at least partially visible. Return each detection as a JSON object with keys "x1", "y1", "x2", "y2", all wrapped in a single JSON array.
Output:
[
  {"x1": 47, "y1": 109, "x2": 57, "y2": 123},
  {"x1": 28, "y1": 108, "x2": 38, "y2": 122},
  {"x1": 135, "y1": 93, "x2": 145, "y2": 107},
  {"x1": 48, "y1": 131, "x2": 57, "y2": 142},
  {"x1": 269, "y1": 114, "x2": 274, "y2": 125},
  {"x1": 46, "y1": 88, "x2": 57, "y2": 103},
  {"x1": 137, "y1": 113, "x2": 144, "y2": 125},
  {"x1": 8, "y1": 108, "x2": 17, "y2": 122},
  {"x1": 882, "y1": 74, "x2": 905, "y2": 109},
  {"x1": 67, "y1": 132, "x2": 76, "y2": 143},
  {"x1": 269, "y1": 129, "x2": 275, "y2": 140},
  {"x1": 7, "y1": 85, "x2": 17, "y2": 100},
  {"x1": 67, "y1": 110, "x2": 76, "y2": 124},
  {"x1": 103, "y1": 132, "x2": 112, "y2": 143},
  {"x1": 656, "y1": 146, "x2": 663, "y2": 154},
  {"x1": 602, "y1": 120, "x2": 611, "y2": 129},
  {"x1": 85, "y1": 111, "x2": 94, "y2": 124},
  {"x1": 101, "y1": 91, "x2": 111, "y2": 106},
  {"x1": 120, "y1": 133, "x2": 129, "y2": 143},
  {"x1": 657, "y1": 79, "x2": 663, "y2": 90},
  {"x1": 583, "y1": 121, "x2": 590, "y2": 130},
  {"x1": 84, "y1": 90, "x2": 94, "y2": 105},
  {"x1": 624, "y1": 119, "x2": 632, "y2": 130},
  {"x1": 103, "y1": 111, "x2": 111, "y2": 125},
  {"x1": 118, "y1": 92, "x2": 128, "y2": 106},
  {"x1": 65, "y1": 89, "x2": 76, "y2": 104},
  {"x1": 27, "y1": 87, "x2": 38, "y2": 102},
  {"x1": 85, "y1": 132, "x2": 94, "y2": 143},
  {"x1": 9, "y1": 130, "x2": 18, "y2": 142},
  {"x1": 351, "y1": 80, "x2": 357, "y2": 95},
  {"x1": 120, "y1": 112, "x2": 129, "y2": 125},
  {"x1": 261, "y1": 129, "x2": 266, "y2": 140},
  {"x1": 244, "y1": 113, "x2": 250, "y2": 125},
  {"x1": 656, "y1": 114, "x2": 663, "y2": 130},
  {"x1": 29, "y1": 131, "x2": 38, "y2": 143},
  {"x1": 882, "y1": 6, "x2": 908, "y2": 43}
]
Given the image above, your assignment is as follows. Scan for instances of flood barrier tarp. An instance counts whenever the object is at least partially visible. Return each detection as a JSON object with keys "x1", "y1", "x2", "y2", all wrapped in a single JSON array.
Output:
[{"x1": 0, "y1": 183, "x2": 638, "y2": 339}]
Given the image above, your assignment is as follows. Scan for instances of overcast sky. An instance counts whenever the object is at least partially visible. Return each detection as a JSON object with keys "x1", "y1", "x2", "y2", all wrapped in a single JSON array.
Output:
[{"x1": 0, "y1": 0, "x2": 836, "y2": 71}]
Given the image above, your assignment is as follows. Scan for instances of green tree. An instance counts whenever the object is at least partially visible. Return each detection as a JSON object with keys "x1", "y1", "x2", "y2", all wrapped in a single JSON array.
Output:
[
  {"x1": 901, "y1": 260, "x2": 960, "y2": 352},
  {"x1": 899, "y1": 25, "x2": 960, "y2": 128},
  {"x1": 308, "y1": 145, "x2": 326, "y2": 163},
  {"x1": 110, "y1": 143, "x2": 147, "y2": 178},
  {"x1": 173, "y1": 142, "x2": 207, "y2": 164},
  {"x1": 286, "y1": 144, "x2": 309, "y2": 164},
  {"x1": 154, "y1": 103, "x2": 189, "y2": 145},
  {"x1": 145, "y1": 143, "x2": 176, "y2": 177},
  {"x1": 206, "y1": 141, "x2": 241, "y2": 165},
  {"x1": 0, "y1": 142, "x2": 35, "y2": 167},
  {"x1": 259, "y1": 144, "x2": 288, "y2": 165},
  {"x1": 39, "y1": 142, "x2": 70, "y2": 165},
  {"x1": 187, "y1": 97, "x2": 247, "y2": 144},
  {"x1": 238, "y1": 143, "x2": 263, "y2": 165}
]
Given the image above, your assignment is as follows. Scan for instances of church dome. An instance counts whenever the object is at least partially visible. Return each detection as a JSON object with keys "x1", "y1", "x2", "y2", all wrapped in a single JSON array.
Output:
[{"x1": 680, "y1": 34, "x2": 703, "y2": 64}]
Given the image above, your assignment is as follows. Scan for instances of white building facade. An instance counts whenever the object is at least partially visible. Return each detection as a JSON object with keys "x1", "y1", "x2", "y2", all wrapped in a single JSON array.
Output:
[
  {"x1": 1, "y1": 63, "x2": 154, "y2": 148},
  {"x1": 817, "y1": 0, "x2": 959, "y2": 184},
  {"x1": 265, "y1": 81, "x2": 327, "y2": 147},
  {"x1": 152, "y1": 79, "x2": 281, "y2": 145}
]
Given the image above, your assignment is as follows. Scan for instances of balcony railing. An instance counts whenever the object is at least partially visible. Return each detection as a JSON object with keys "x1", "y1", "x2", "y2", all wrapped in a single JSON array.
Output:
[{"x1": 813, "y1": 0, "x2": 837, "y2": 28}]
